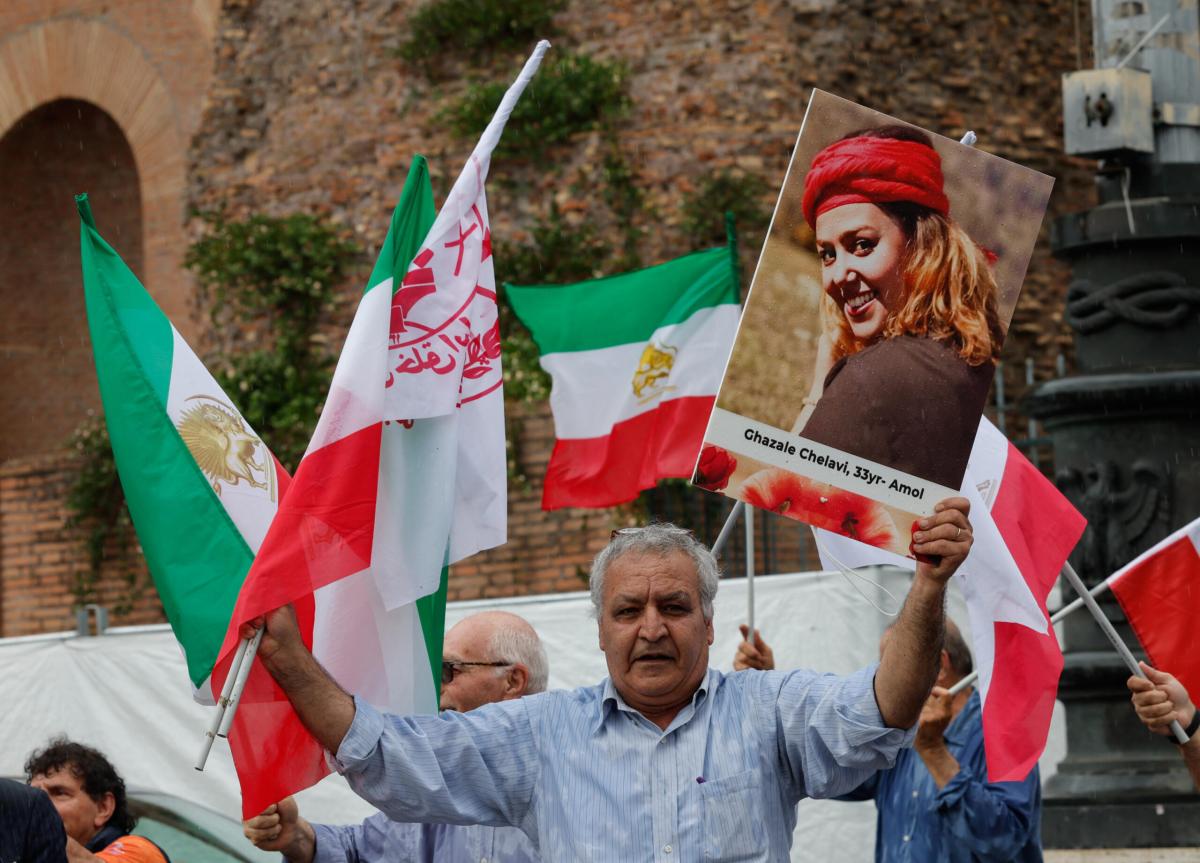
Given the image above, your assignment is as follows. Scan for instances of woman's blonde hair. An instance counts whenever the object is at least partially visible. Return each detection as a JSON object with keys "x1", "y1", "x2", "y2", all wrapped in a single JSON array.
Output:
[{"x1": 822, "y1": 204, "x2": 1005, "y2": 366}]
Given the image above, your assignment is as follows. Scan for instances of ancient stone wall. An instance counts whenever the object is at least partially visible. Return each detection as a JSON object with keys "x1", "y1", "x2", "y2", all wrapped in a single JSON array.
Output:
[{"x1": 0, "y1": 0, "x2": 1100, "y2": 631}]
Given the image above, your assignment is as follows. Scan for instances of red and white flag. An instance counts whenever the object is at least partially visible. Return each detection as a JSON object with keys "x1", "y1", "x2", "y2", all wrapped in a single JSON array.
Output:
[
  {"x1": 214, "y1": 41, "x2": 549, "y2": 818},
  {"x1": 1106, "y1": 517, "x2": 1200, "y2": 701},
  {"x1": 814, "y1": 417, "x2": 1086, "y2": 781}
]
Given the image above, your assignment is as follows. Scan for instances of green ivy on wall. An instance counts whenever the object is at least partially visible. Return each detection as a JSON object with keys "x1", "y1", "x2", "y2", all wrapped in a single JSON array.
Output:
[
  {"x1": 443, "y1": 51, "x2": 630, "y2": 159},
  {"x1": 399, "y1": 0, "x2": 565, "y2": 77}
]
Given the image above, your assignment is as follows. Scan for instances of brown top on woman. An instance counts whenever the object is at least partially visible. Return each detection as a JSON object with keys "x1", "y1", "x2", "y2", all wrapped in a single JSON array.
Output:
[{"x1": 800, "y1": 335, "x2": 993, "y2": 491}]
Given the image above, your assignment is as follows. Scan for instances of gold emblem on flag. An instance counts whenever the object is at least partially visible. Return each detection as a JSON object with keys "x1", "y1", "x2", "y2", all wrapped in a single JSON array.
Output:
[
  {"x1": 632, "y1": 342, "x2": 678, "y2": 405},
  {"x1": 177, "y1": 396, "x2": 277, "y2": 502}
]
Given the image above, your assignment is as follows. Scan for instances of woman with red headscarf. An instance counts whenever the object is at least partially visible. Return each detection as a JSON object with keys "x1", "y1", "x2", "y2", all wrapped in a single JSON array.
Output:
[{"x1": 791, "y1": 125, "x2": 1004, "y2": 490}]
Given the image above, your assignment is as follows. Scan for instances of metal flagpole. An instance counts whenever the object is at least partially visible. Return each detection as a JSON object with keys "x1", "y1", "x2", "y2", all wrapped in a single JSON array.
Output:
[
  {"x1": 218, "y1": 627, "x2": 265, "y2": 738},
  {"x1": 195, "y1": 634, "x2": 252, "y2": 771},
  {"x1": 711, "y1": 501, "x2": 744, "y2": 559},
  {"x1": 745, "y1": 504, "x2": 756, "y2": 637},
  {"x1": 1059, "y1": 561, "x2": 1188, "y2": 743},
  {"x1": 946, "y1": 571, "x2": 1112, "y2": 696}
]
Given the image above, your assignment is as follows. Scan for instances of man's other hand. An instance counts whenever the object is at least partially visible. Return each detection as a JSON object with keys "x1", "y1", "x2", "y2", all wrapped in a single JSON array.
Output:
[
  {"x1": 243, "y1": 797, "x2": 314, "y2": 863},
  {"x1": 1128, "y1": 662, "x2": 1197, "y2": 736},
  {"x1": 734, "y1": 625, "x2": 775, "y2": 671}
]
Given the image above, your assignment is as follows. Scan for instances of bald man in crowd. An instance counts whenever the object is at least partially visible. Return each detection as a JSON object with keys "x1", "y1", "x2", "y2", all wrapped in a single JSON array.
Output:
[{"x1": 243, "y1": 610, "x2": 545, "y2": 863}]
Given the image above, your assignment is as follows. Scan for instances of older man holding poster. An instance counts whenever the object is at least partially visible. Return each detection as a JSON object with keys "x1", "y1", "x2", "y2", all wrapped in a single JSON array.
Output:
[{"x1": 242, "y1": 496, "x2": 972, "y2": 861}]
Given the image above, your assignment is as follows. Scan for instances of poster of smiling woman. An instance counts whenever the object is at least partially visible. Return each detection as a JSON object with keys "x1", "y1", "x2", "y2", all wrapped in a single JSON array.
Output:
[{"x1": 695, "y1": 90, "x2": 1053, "y2": 556}]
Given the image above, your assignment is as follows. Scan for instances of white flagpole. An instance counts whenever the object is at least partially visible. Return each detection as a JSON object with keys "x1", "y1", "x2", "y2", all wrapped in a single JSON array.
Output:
[
  {"x1": 711, "y1": 501, "x2": 744, "y2": 558},
  {"x1": 218, "y1": 627, "x2": 265, "y2": 738},
  {"x1": 1059, "y1": 561, "x2": 1189, "y2": 743},
  {"x1": 195, "y1": 634, "x2": 251, "y2": 771},
  {"x1": 745, "y1": 504, "x2": 756, "y2": 638}
]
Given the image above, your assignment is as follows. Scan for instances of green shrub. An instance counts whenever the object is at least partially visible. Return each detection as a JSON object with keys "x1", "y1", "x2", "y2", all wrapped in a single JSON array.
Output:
[
  {"x1": 680, "y1": 168, "x2": 771, "y2": 251},
  {"x1": 494, "y1": 204, "x2": 611, "y2": 404},
  {"x1": 444, "y1": 51, "x2": 630, "y2": 158},
  {"x1": 399, "y1": 0, "x2": 564, "y2": 76}
]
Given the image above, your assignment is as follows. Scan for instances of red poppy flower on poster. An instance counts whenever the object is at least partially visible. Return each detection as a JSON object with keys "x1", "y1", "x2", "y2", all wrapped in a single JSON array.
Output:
[
  {"x1": 737, "y1": 468, "x2": 901, "y2": 550},
  {"x1": 693, "y1": 444, "x2": 738, "y2": 491}
]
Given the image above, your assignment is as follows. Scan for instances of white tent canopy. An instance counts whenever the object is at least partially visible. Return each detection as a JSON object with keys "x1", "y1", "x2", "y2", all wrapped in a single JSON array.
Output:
[{"x1": 0, "y1": 568, "x2": 1064, "y2": 861}]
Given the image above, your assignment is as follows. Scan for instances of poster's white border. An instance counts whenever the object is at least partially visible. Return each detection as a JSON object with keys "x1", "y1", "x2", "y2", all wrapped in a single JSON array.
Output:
[{"x1": 704, "y1": 407, "x2": 956, "y2": 516}]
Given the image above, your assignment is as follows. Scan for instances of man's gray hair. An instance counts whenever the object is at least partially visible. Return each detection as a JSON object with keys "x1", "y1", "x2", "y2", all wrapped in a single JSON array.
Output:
[
  {"x1": 489, "y1": 622, "x2": 550, "y2": 694},
  {"x1": 589, "y1": 523, "x2": 721, "y2": 620}
]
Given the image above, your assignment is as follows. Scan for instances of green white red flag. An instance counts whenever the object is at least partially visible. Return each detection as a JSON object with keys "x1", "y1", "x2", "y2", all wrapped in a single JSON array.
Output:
[
  {"x1": 77, "y1": 194, "x2": 290, "y2": 694},
  {"x1": 506, "y1": 243, "x2": 741, "y2": 509},
  {"x1": 218, "y1": 41, "x2": 548, "y2": 818}
]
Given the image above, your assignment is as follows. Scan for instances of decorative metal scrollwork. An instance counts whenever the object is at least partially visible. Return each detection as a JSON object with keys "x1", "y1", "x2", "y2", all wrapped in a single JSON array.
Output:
[
  {"x1": 1056, "y1": 459, "x2": 1171, "y2": 583},
  {"x1": 1066, "y1": 271, "x2": 1200, "y2": 334}
]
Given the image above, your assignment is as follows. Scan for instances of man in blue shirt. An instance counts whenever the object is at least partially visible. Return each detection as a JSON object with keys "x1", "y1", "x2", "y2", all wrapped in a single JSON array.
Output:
[
  {"x1": 241, "y1": 611, "x2": 544, "y2": 863},
  {"x1": 244, "y1": 501, "x2": 974, "y2": 861},
  {"x1": 735, "y1": 618, "x2": 1043, "y2": 861}
]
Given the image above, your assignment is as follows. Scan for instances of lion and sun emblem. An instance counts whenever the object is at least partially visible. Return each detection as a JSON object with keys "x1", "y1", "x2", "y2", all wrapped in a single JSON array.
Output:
[
  {"x1": 631, "y1": 341, "x2": 678, "y2": 404},
  {"x1": 177, "y1": 397, "x2": 277, "y2": 501}
]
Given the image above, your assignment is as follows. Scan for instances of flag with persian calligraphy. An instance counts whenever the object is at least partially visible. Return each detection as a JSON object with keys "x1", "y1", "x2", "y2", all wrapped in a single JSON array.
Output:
[{"x1": 216, "y1": 41, "x2": 549, "y2": 818}]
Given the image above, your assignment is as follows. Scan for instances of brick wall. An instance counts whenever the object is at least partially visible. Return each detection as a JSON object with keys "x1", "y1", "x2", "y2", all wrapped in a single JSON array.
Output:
[{"x1": 0, "y1": 455, "x2": 161, "y2": 637}]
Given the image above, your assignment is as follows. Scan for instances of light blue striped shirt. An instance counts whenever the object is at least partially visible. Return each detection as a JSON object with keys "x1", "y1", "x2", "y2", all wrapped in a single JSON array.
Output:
[
  {"x1": 312, "y1": 813, "x2": 538, "y2": 863},
  {"x1": 333, "y1": 665, "x2": 913, "y2": 862}
]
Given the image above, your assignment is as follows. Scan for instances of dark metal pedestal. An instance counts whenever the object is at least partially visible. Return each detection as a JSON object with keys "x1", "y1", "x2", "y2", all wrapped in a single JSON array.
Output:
[{"x1": 1027, "y1": 169, "x2": 1200, "y2": 848}]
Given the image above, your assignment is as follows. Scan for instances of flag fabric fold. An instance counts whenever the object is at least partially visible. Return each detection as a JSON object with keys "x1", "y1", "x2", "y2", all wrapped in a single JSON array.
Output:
[
  {"x1": 78, "y1": 194, "x2": 290, "y2": 693},
  {"x1": 813, "y1": 417, "x2": 1086, "y2": 781},
  {"x1": 220, "y1": 41, "x2": 548, "y2": 817},
  {"x1": 506, "y1": 244, "x2": 741, "y2": 509},
  {"x1": 1106, "y1": 517, "x2": 1200, "y2": 701}
]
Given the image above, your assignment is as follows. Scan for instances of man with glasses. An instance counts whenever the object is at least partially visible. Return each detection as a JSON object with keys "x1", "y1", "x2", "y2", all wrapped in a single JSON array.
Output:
[
  {"x1": 245, "y1": 502, "x2": 973, "y2": 860},
  {"x1": 243, "y1": 610, "x2": 545, "y2": 863}
]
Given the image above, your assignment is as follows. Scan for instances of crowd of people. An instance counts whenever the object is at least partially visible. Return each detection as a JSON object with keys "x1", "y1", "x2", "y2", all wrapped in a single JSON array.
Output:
[{"x1": 3, "y1": 501, "x2": 1197, "y2": 861}]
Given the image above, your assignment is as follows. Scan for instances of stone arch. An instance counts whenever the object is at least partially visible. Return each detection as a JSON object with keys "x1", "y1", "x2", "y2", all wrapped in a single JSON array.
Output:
[
  {"x1": 0, "y1": 99, "x2": 142, "y2": 461},
  {"x1": 0, "y1": 17, "x2": 202, "y2": 459}
]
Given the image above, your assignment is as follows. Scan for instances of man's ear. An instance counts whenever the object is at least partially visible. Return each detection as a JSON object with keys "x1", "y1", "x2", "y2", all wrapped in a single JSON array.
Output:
[
  {"x1": 94, "y1": 791, "x2": 116, "y2": 829},
  {"x1": 507, "y1": 663, "x2": 530, "y2": 698},
  {"x1": 706, "y1": 616, "x2": 715, "y2": 646},
  {"x1": 936, "y1": 649, "x2": 953, "y2": 686}
]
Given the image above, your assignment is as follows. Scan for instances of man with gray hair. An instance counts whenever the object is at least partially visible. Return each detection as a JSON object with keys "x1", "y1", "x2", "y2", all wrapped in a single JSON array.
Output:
[
  {"x1": 243, "y1": 611, "x2": 545, "y2": 863},
  {"x1": 244, "y1": 498, "x2": 974, "y2": 860}
]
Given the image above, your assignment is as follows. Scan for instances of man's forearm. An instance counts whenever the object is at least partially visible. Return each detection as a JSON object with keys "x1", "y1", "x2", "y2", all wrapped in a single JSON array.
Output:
[
  {"x1": 874, "y1": 574, "x2": 945, "y2": 728},
  {"x1": 268, "y1": 648, "x2": 357, "y2": 754},
  {"x1": 916, "y1": 742, "x2": 960, "y2": 789}
]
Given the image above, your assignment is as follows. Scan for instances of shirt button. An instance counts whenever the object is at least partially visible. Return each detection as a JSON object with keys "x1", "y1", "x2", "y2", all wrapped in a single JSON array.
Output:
[
  {"x1": 912, "y1": 790, "x2": 919, "y2": 798},
  {"x1": 903, "y1": 835, "x2": 911, "y2": 842},
  {"x1": 663, "y1": 845, "x2": 673, "y2": 854}
]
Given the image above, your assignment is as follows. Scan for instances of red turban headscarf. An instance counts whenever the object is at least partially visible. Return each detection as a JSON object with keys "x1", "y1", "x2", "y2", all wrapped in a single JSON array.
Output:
[{"x1": 801, "y1": 136, "x2": 950, "y2": 229}]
